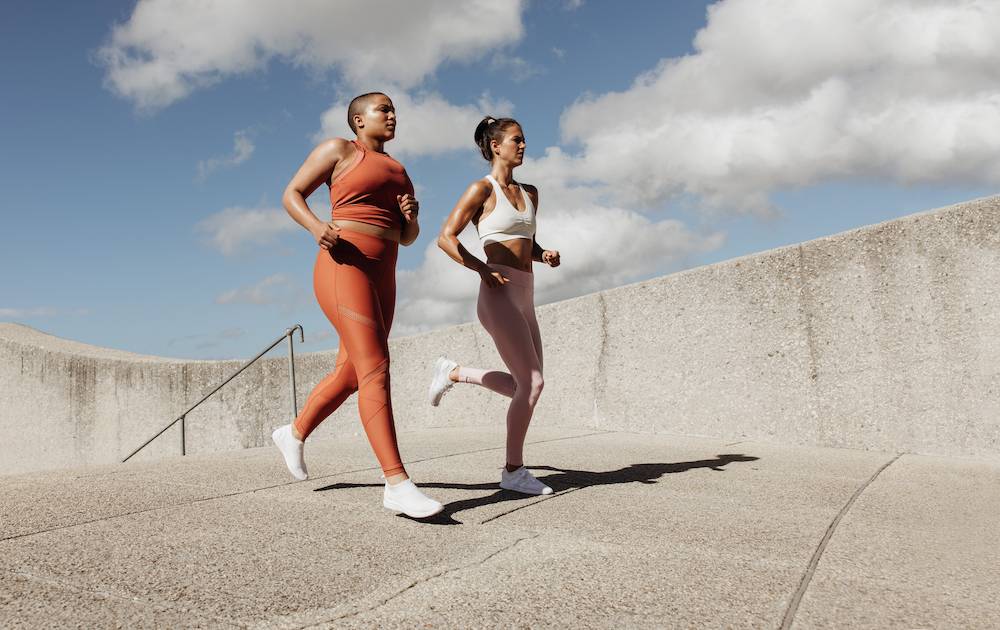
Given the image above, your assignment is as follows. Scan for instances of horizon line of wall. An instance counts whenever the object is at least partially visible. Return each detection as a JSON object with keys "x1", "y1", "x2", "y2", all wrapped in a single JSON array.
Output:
[{"x1": 2, "y1": 195, "x2": 998, "y2": 475}]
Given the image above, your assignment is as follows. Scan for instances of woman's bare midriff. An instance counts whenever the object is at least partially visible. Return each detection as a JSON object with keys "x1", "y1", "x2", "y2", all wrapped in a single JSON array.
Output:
[
  {"x1": 485, "y1": 239, "x2": 533, "y2": 272},
  {"x1": 333, "y1": 220, "x2": 401, "y2": 242}
]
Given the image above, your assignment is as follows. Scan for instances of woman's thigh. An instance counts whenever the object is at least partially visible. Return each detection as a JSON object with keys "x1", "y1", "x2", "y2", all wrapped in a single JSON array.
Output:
[{"x1": 478, "y1": 285, "x2": 540, "y2": 381}]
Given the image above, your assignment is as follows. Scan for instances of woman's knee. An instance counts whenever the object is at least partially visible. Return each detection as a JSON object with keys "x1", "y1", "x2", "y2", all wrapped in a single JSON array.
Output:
[{"x1": 526, "y1": 372, "x2": 544, "y2": 405}]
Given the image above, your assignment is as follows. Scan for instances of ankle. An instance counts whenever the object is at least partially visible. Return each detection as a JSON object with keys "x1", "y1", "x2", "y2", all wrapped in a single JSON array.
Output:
[
  {"x1": 385, "y1": 472, "x2": 409, "y2": 486},
  {"x1": 290, "y1": 425, "x2": 304, "y2": 441},
  {"x1": 449, "y1": 367, "x2": 460, "y2": 382},
  {"x1": 505, "y1": 463, "x2": 522, "y2": 473}
]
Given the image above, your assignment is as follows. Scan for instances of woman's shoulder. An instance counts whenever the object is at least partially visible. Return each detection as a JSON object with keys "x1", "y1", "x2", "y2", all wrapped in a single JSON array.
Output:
[
  {"x1": 467, "y1": 177, "x2": 494, "y2": 198},
  {"x1": 313, "y1": 137, "x2": 357, "y2": 159},
  {"x1": 520, "y1": 182, "x2": 538, "y2": 205}
]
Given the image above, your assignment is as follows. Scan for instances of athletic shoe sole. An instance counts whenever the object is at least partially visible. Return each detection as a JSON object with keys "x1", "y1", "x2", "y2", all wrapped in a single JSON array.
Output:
[
  {"x1": 499, "y1": 482, "x2": 553, "y2": 495},
  {"x1": 383, "y1": 498, "x2": 444, "y2": 518},
  {"x1": 428, "y1": 356, "x2": 455, "y2": 407}
]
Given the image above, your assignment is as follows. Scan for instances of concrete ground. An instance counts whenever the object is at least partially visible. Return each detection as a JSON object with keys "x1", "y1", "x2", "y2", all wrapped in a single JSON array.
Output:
[{"x1": 2, "y1": 426, "x2": 998, "y2": 629}]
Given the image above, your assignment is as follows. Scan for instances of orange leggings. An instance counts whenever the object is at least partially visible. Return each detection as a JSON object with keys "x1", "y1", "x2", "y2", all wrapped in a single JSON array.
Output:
[{"x1": 293, "y1": 230, "x2": 404, "y2": 476}]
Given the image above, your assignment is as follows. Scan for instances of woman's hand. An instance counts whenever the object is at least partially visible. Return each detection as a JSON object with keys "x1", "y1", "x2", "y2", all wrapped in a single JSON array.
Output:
[
  {"x1": 398, "y1": 193, "x2": 419, "y2": 223},
  {"x1": 479, "y1": 268, "x2": 509, "y2": 288},
  {"x1": 312, "y1": 221, "x2": 341, "y2": 250},
  {"x1": 542, "y1": 250, "x2": 561, "y2": 267}
]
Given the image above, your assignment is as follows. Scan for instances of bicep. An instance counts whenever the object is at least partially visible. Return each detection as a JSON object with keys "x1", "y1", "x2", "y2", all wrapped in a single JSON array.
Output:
[{"x1": 287, "y1": 140, "x2": 344, "y2": 198}]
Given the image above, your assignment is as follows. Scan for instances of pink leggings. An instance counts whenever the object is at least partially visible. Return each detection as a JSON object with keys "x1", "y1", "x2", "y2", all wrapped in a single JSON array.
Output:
[{"x1": 458, "y1": 264, "x2": 543, "y2": 467}]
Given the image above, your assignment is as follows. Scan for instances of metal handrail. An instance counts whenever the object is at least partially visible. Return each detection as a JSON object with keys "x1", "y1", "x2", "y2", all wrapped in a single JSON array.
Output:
[{"x1": 122, "y1": 325, "x2": 305, "y2": 463}]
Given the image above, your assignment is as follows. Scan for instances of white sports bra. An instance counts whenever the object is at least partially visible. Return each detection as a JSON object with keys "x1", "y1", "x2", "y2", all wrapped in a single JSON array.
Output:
[{"x1": 476, "y1": 175, "x2": 536, "y2": 246}]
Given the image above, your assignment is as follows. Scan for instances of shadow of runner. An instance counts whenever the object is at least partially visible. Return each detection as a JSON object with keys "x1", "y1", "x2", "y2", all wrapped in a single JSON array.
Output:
[{"x1": 314, "y1": 453, "x2": 758, "y2": 525}]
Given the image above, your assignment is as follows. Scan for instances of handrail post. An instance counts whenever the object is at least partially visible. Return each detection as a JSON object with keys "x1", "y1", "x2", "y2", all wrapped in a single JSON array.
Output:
[
  {"x1": 287, "y1": 325, "x2": 304, "y2": 418},
  {"x1": 123, "y1": 324, "x2": 305, "y2": 463}
]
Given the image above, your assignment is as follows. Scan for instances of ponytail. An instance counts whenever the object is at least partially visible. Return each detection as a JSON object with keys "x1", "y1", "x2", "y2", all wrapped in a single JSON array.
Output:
[{"x1": 474, "y1": 115, "x2": 519, "y2": 162}]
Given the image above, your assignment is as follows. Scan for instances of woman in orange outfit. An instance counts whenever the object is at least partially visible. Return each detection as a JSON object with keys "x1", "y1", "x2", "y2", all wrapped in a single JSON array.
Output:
[{"x1": 272, "y1": 92, "x2": 442, "y2": 519}]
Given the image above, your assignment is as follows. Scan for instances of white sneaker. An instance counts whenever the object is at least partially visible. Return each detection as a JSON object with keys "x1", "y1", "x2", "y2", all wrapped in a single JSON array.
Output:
[
  {"x1": 500, "y1": 466, "x2": 553, "y2": 495},
  {"x1": 271, "y1": 425, "x2": 308, "y2": 481},
  {"x1": 428, "y1": 356, "x2": 458, "y2": 406},
  {"x1": 383, "y1": 479, "x2": 444, "y2": 518}
]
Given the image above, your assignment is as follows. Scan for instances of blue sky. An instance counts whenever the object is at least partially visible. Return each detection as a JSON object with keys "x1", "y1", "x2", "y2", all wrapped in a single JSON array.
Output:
[{"x1": 1, "y1": 0, "x2": 996, "y2": 359}]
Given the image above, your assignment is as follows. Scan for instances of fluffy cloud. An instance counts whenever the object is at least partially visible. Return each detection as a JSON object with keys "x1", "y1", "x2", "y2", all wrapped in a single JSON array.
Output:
[
  {"x1": 197, "y1": 130, "x2": 255, "y2": 180},
  {"x1": 317, "y1": 91, "x2": 514, "y2": 158},
  {"x1": 98, "y1": 0, "x2": 525, "y2": 110},
  {"x1": 548, "y1": 0, "x2": 1000, "y2": 214},
  {"x1": 391, "y1": 182, "x2": 722, "y2": 337},
  {"x1": 197, "y1": 207, "x2": 299, "y2": 256},
  {"x1": 490, "y1": 54, "x2": 544, "y2": 83},
  {"x1": 215, "y1": 274, "x2": 303, "y2": 306}
]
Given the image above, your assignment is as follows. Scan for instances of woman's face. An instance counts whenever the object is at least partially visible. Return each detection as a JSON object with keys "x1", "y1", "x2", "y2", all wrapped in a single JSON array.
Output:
[
  {"x1": 356, "y1": 94, "x2": 397, "y2": 141},
  {"x1": 492, "y1": 124, "x2": 525, "y2": 166}
]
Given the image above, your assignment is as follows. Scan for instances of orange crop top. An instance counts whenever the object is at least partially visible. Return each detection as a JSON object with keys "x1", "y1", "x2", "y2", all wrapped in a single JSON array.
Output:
[{"x1": 329, "y1": 140, "x2": 414, "y2": 231}]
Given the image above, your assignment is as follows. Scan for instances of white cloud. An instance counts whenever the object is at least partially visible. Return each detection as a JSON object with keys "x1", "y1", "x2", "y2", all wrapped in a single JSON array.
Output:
[
  {"x1": 215, "y1": 274, "x2": 303, "y2": 306},
  {"x1": 490, "y1": 53, "x2": 544, "y2": 82},
  {"x1": 197, "y1": 130, "x2": 255, "y2": 180},
  {"x1": 391, "y1": 179, "x2": 722, "y2": 337},
  {"x1": 98, "y1": 0, "x2": 526, "y2": 110},
  {"x1": 317, "y1": 91, "x2": 514, "y2": 158},
  {"x1": 197, "y1": 206, "x2": 299, "y2": 256},
  {"x1": 545, "y1": 0, "x2": 1000, "y2": 214}
]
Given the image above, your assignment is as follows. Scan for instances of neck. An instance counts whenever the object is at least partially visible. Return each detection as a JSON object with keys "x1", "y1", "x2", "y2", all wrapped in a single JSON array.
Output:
[
  {"x1": 490, "y1": 163, "x2": 516, "y2": 185},
  {"x1": 356, "y1": 134, "x2": 385, "y2": 153}
]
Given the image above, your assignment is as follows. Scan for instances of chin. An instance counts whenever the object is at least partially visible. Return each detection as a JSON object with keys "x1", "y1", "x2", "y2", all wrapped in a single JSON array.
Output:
[{"x1": 384, "y1": 129, "x2": 396, "y2": 141}]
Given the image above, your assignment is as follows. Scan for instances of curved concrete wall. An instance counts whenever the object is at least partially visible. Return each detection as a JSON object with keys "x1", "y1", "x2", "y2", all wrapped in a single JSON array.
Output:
[{"x1": 2, "y1": 196, "x2": 999, "y2": 475}]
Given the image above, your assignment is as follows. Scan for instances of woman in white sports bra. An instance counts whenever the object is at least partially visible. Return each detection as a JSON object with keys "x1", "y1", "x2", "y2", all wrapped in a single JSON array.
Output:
[{"x1": 431, "y1": 116, "x2": 561, "y2": 496}]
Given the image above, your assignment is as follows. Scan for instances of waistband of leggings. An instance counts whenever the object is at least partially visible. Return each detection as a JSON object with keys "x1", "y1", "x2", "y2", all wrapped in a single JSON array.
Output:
[
  {"x1": 488, "y1": 264, "x2": 533, "y2": 288},
  {"x1": 337, "y1": 228, "x2": 398, "y2": 245}
]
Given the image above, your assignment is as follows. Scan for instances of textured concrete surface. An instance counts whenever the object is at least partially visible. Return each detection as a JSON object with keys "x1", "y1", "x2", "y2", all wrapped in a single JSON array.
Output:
[
  {"x1": 3, "y1": 195, "x2": 1000, "y2": 475},
  {"x1": 2, "y1": 427, "x2": 998, "y2": 629}
]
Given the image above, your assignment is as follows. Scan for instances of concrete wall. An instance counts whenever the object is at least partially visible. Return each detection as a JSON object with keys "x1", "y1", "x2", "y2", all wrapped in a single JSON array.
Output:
[{"x1": 2, "y1": 196, "x2": 999, "y2": 475}]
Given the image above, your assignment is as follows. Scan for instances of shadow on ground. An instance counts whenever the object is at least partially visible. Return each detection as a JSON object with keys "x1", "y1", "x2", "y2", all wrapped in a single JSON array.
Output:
[{"x1": 314, "y1": 453, "x2": 759, "y2": 525}]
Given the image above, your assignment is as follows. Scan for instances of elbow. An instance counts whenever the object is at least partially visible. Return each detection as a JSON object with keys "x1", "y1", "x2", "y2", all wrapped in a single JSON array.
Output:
[
  {"x1": 281, "y1": 188, "x2": 294, "y2": 215},
  {"x1": 281, "y1": 186, "x2": 301, "y2": 215},
  {"x1": 436, "y1": 233, "x2": 452, "y2": 252}
]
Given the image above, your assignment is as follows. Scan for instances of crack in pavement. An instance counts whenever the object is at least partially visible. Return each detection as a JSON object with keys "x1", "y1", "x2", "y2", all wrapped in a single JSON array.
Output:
[
  {"x1": 300, "y1": 532, "x2": 542, "y2": 628},
  {"x1": 0, "y1": 431, "x2": 609, "y2": 543},
  {"x1": 779, "y1": 452, "x2": 905, "y2": 630},
  {"x1": 479, "y1": 486, "x2": 586, "y2": 524}
]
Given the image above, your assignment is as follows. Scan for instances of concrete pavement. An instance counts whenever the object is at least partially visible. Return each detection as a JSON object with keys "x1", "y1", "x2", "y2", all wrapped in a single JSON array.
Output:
[{"x1": 2, "y1": 426, "x2": 998, "y2": 628}]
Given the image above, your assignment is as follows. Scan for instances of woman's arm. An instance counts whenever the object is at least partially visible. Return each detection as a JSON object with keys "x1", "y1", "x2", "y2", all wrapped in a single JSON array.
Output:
[
  {"x1": 399, "y1": 193, "x2": 420, "y2": 245},
  {"x1": 525, "y1": 185, "x2": 560, "y2": 267},
  {"x1": 282, "y1": 138, "x2": 352, "y2": 249},
  {"x1": 437, "y1": 180, "x2": 509, "y2": 287}
]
